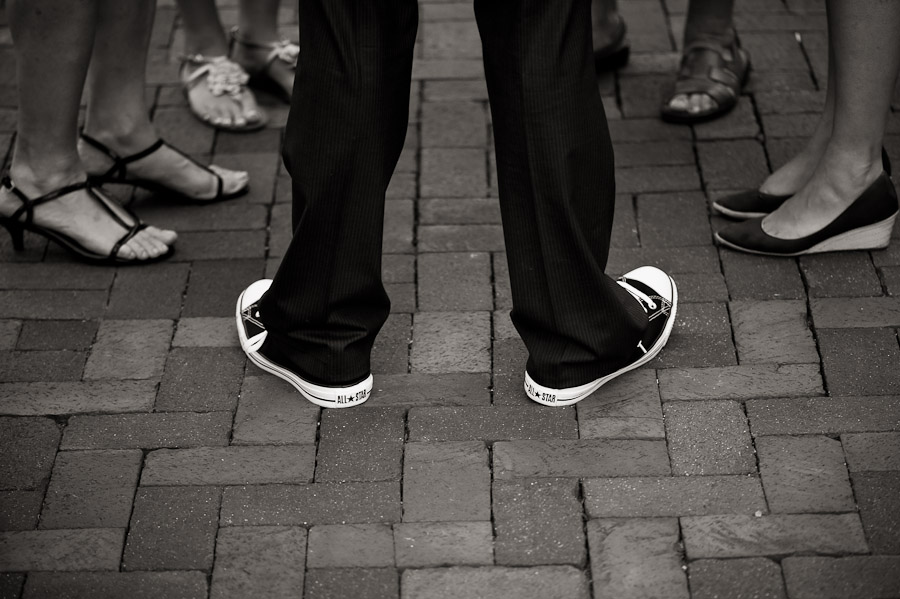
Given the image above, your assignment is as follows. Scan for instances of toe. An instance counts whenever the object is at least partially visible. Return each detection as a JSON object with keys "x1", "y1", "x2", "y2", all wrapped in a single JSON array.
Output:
[
  {"x1": 668, "y1": 94, "x2": 690, "y2": 111},
  {"x1": 209, "y1": 165, "x2": 249, "y2": 195}
]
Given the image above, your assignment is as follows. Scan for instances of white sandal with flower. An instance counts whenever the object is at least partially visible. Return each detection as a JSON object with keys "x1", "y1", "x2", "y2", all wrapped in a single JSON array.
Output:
[
  {"x1": 179, "y1": 54, "x2": 269, "y2": 132},
  {"x1": 230, "y1": 27, "x2": 299, "y2": 104}
]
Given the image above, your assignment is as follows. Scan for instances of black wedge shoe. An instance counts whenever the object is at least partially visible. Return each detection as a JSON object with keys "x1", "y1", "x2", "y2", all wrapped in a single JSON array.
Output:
[
  {"x1": 713, "y1": 148, "x2": 893, "y2": 220},
  {"x1": 715, "y1": 171, "x2": 899, "y2": 257},
  {"x1": 80, "y1": 133, "x2": 249, "y2": 204},
  {"x1": 0, "y1": 177, "x2": 174, "y2": 266},
  {"x1": 593, "y1": 17, "x2": 630, "y2": 73}
]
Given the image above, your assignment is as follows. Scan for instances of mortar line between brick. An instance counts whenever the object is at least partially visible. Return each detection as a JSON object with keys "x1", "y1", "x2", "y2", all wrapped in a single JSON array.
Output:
[
  {"x1": 577, "y1": 479, "x2": 596, "y2": 599},
  {"x1": 796, "y1": 258, "x2": 830, "y2": 396},
  {"x1": 410, "y1": 79, "x2": 424, "y2": 374}
]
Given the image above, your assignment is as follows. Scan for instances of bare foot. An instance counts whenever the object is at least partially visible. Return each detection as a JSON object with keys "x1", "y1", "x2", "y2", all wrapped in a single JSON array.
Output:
[
  {"x1": 761, "y1": 147, "x2": 884, "y2": 239},
  {"x1": 0, "y1": 167, "x2": 176, "y2": 261},
  {"x1": 181, "y1": 57, "x2": 265, "y2": 130},
  {"x1": 79, "y1": 133, "x2": 249, "y2": 202}
]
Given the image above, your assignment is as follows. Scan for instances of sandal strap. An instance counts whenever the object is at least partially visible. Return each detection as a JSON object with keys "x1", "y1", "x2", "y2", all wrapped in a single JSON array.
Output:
[
  {"x1": 669, "y1": 41, "x2": 748, "y2": 106},
  {"x1": 2, "y1": 176, "x2": 91, "y2": 226},
  {"x1": 80, "y1": 133, "x2": 166, "y2": 182},
  {"x1": 159, "y1": 140, "x2": 224, "y2": 201}
]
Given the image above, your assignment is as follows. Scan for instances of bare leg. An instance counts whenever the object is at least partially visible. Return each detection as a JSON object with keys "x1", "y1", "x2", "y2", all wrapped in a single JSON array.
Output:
[
  {"x1": 668, "y1": 0, "x2": 737, "y2": 115},
  {"x1": 758, "y1": 40, "x2": 836, "y2": 196},
  {"x1": 175, "y1": 0, "x2": 262, "y2": 127},
  {"x1": 762, "y1": 0, "x2": 900, "y2": 239},
  {"x1": 81, "y1": 0, "x2": 248, "y2": 200},
  {"x1": 232, "y1": 0, "x2": 296, "y2": 101},
  {"x1": 1, "y1": 0, "x2": 173, "y2": 261},
  {"x1": 591, "y1": 0, "x2": 622, "y2": 52}
]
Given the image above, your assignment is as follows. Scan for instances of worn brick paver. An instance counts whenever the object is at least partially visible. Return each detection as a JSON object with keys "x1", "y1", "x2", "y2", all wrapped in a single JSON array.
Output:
[{"x1": 2, "y1": 1, "x2": 899, "y2": 598}]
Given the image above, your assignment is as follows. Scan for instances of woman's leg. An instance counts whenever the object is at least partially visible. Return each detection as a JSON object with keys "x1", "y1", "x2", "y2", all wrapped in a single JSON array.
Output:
[
  {"x1": 80, "y1": 0, "x2": 247, "y2": 199},
  {"x1": 757, "y1": 38, "x2": 836, "y2": 196},
  {"x1": 762, "y1": 0, "x2": 900, "y2": 239},
  {"x1": 667, "y1": 0, "x2": 737, "y2": 115},
  {"x1": 175, "y1": 0, "x2": 262, "y2": 127},
  {"x1": 591, "y1": 0, "x2": 621, "y2": 51},
  {"x1": 1, "y1": 0, "x2": 173, "y2": 260}
]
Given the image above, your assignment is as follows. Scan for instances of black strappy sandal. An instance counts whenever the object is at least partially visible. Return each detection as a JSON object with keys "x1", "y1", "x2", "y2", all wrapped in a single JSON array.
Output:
[
  {"x1": 80, "y1": 133, "x2": 249, "y2": 204},
  {"x1": 0, "y1": 177, "x2": 174, "y2": 266}
]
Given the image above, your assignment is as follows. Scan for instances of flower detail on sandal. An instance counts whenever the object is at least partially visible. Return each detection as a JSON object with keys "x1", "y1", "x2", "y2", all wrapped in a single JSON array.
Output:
[{"x1": 182, "y1": 54, "x2": 250, "y2": 97}]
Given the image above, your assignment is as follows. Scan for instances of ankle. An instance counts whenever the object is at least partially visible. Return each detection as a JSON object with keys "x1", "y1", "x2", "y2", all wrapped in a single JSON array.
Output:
[
  {"x1": 8, "y1": 155, "x2": 85, "y2": 196},
  {"x1": 81, "y1": 118, "x2": 159, "y2": 157}
]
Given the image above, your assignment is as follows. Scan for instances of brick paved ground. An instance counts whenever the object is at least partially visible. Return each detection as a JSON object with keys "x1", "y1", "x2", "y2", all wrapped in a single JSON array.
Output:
[{"x1": 2, "y1": 0, "x2": 900, "y2": 597}]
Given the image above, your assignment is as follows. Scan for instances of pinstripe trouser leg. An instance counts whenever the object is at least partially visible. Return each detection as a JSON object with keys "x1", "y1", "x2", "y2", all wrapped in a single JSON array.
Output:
[
  {"x1": 258, "y1": 0, "x2": 419, "y2": 386},
  {"x1": 260, "y1": 0, "x2": 646, "y2": 388},
  {"x1": 477, "y1": 0, "x2": 647, "y2": 388}
]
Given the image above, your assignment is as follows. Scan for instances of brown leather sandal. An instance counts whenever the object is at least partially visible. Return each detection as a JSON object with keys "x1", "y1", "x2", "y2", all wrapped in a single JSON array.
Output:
[{"x1": 661, "y1": 39, "x2": 750, "y2": 124}]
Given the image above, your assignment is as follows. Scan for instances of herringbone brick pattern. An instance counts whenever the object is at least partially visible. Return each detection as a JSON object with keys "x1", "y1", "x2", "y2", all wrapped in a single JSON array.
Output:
[{"x1": 1, "y1": 0, "x2": 900, "y2": 597}]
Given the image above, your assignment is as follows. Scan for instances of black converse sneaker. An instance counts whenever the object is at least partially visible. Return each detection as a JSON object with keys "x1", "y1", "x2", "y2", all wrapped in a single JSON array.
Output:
[
  {"x1": 236, "y1": 279, "x2": 373, "y2": 408},
  {"x1": 524, "y1": 266, "x2": 677, "y2": 406}
]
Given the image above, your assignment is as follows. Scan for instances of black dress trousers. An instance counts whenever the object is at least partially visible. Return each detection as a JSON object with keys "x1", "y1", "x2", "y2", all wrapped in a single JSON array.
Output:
[{"x1": 258, "y1": 0, "x2": 648, "y2": 389}]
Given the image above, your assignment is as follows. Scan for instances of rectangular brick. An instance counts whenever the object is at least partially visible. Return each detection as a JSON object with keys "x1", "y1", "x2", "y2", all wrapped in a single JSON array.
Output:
[
  {"x1": 369, "y1": 373, "x2": 491, "y2": 407},
  {"x1": 659, "y1": 364, "x2": 824, "y2": 401},
  {"x1": 730, "y1": 300, "x2": 819, "y2": 364},
  {"x1": 155, "y1": 347, "x2": 246, "y2": 411},
  {"x1": 651, "y1": 303, "x2": 737, "y2": 369},
  {"x1": 665, "y1": 401, "x2": 756, "y2": 475},
  {"x1": 40, "y1": 449, "x2": 142, "y2": 529},
  {"x1": 411, "y1": 312, "x2": 490, "y2": 373},
  {"x1": 635, "y1": 192, "x2": 711, "y2": 247},
  {"x1": 694, "y1": 97, "x2": 761, "y2": 140},
  {"x1": 748, "y1": 396, "x2": 900, "y2": 436},
  {"x1": 417, "y1": 224, "x2": 504, "y2": 252},
  {"x1": 401, "y1": 566, "x2": 589, "y2": 599},
  {"x1": 757, "y1": 436, "x2": 854, "y2": 513},
  {"x1": 0, "y1": 529, "x2": 124, "y2": 571},
  {"x1": 62, "y1": 412, "x2": 232, "y2": 450},
  {"x1": 221, "y1": 483, "x2": 402, "y2": 527},
  {"x1": 0, "y1": 381, "x2": 157, "y2": 415},
  {"x1": 851, "y1": 472, "x2": 900, "y2": 554},
  {"x1": 818, "y1": 329, "x2": 900, "y2": 396},
  {"x1": 0, "y1": 263, "x2": 113, "y2": 290},
  {"x1": 308, "y1": 524, "x2": 394, "y2": 569},
  {"x1": 211, "y1": 527, "x2": 306, "y2": 599},
  {"x1": 0, "y1": 350, "x2": 86, "y2": 382},
  {"x1": 583, "y1": 476, "x2": 767, "y2": 518},
  {"x1": 305, "y1": 568, "x2": 399, "y2": 599},
  {"x1": 16, "y1": 320, "x2": 98, "y2": 351},
  {"x1": 403, "y1": 442, "x2": 490, "y2": 522},
  {"x1": 800, "y1": 253, "x2": 883, "y2": 298},
  {"x1": 576, "y1": 369, "x2": 664, "y2": 439},
  {"x1": 608, "y1": 119, "x2": 692, "y2": 142},
  {"x1": 394, "y1": 522, "x2": 493, "y2": 568},
  {"x1": 422, "y1": 101, "x2": 486, "y2": 147},
  {"x1": 782, "y1": 557, "x2": 900, "y2": 599},
  {"x1": 418, "y1": 252, "x2": 492, "y2": 311},
  {"x1": 384, "y1": 200, "x2": 414, "y2": 252},
  {"x1": 123, "y1": 486, "x2": 220, "y2": 571},
  {"x1": 842, "y1": 432, "x2": 900, "y2": 472},
  {"x1": 698, "y1": 140, "x2": 769, "y2": 190},
  {"x1": 616, "y1": 166, "x2": 701, "y2": 194},
  {"x1": 493, "y1": 440, "x2": 670, "y2": 479},
  {"x1": 105, "y1": 263, "x2": 190, "y2": 319},
  {"x1": 142, "y1": 446, "x2": 315, "y2": 486},
  {"x1": 419, "y1": 199, "x2": 502, "y2": 226},
  {"x1": 316, "y1": 408, "x2": 405, "y2": 483},
  {"x1": 681, "y1": 514, "x2": 868, "y2": 559},
  {"x1": 688, "y1": 559, "x2": 787, "y2": 599},
  {"x1": 0, "y1": 491, "x2": 43, "y2": 530},
  {"x1": 811, "y1": 297, "x2": 900, "y2": 328},
  {"x1": 421, "y1": 148, "x2": 486, "y2": 198},
  {"x1": 173, "y1": 231, "x2": 266, "y2": 261},
  {"x1": 0, "y1": 290, "x2": 108, "y2": 320},
  {"x1": 232, "y1": 376, "x2": 318, "y2": 446},
  {"x1": 24, "y1": 572, "x2": 208, "y2": 599},
  {"x1": 0, "y1": 417, "x2": 60, "y2": 490},
  {"x1": 408, "y1": 406, "x2": 577, "y2": 442},
  {"x1": 84, "y1": 320, "x2": 172, "y2": 380},
  {"x1": 371, "y1": 313, "x2": 411, "y2": 374},
  {"x1": 588, "y1": 519, "x2": 689, "y2": 599},
  {"x1": 493, "y1": 478, "x2": 584, "y2": 566},
  {"x1": 721, "y1": 252, "x2": 806, "y2": 300},
  {"x1": 172, "y1": 317, "x2": 238, "y2": 347},
  {"x1": 421, "y1": 21, "x2": 481, "y2": 59},
  {"x1": 0, "y1": 321, "x2": 19, "y2": 351},
  {"x1": 607, "y1": 246, "x2": 721, "y2": 275}
]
